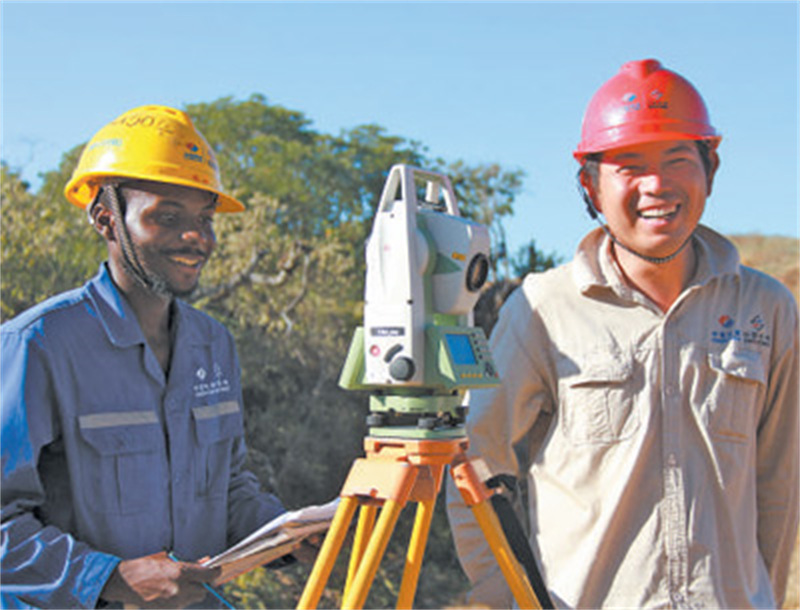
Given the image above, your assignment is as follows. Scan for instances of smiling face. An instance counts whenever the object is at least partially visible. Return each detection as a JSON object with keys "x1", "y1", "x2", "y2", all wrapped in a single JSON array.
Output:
[
  {"x1": 110, "y1": 180, "x2": 218, "y2": 299},
  {"x1": 585, "y1": 140, "x2": 718, "y2": 262}
]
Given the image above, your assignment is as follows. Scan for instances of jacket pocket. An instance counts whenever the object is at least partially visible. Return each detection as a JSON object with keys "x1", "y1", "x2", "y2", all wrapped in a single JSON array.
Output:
[
  {"x1": 191, "y1": 401, "x2": 243, "y2": 498},
  {"x1": 78, "y1": 411, "x2": 163, "y2": 514},
  {"x1": 559, "y1": 355, "x2": 639, "y2": 445},
  {"x1": 705, "y1": 349, "x2": 765, "y2": 443}
]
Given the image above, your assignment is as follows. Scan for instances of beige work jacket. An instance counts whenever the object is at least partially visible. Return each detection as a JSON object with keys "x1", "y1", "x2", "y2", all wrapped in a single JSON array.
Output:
[{"x1": 446, "y1": 225, "x2": 799, "y2": 609}]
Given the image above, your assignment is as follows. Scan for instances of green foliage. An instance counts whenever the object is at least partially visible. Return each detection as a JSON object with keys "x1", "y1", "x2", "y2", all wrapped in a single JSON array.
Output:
[
  {"x1": 510, "y1": 239, "x2": 564, "y2": 278},
  {"x1": 435, "y1": 159, "x2": 525, "y2": 281},
  {"x1": 1, "y1": 94, "x2": 537, "y2": 608},
  {"x1": 1, "y1": 155, "x2": 104, "y2": 320}
]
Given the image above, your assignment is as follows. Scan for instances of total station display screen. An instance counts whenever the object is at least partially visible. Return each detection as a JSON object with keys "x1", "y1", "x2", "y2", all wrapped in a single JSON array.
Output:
[{"x1": 445, "y1": 333, "x2": 477, "y2": 365}]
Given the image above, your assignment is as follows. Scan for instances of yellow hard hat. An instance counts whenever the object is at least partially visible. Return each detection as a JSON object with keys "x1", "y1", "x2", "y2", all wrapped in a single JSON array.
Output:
[{"x1": 64, "y1": 105, "x2": 244, "y2": 213}]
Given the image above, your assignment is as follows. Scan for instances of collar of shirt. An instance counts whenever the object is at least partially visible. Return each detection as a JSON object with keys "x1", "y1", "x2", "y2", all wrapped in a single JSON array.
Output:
[
  {"x1": 570, "y1": 224, "x2": 741, "y2": 302},
  {"x1": 87, "y1": 262, "x2": 210, "y2": 354}
]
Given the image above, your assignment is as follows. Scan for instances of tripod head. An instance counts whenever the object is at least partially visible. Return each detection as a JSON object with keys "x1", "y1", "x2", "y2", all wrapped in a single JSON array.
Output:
[{"x1": 339, "y1": 165, "x2": 500, "y2": 438}]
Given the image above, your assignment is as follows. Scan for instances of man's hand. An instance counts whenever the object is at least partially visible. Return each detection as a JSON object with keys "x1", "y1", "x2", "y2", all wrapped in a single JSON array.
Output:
[
  {"x1": 292, "y1": 534, "x2": 323, "y2": 565},
  {"x1": 100, "y1": 551, "x2": 221, "y2": 609}
]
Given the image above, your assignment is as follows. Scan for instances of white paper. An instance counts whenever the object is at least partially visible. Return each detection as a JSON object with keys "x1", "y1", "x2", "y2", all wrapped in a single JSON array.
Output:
[{"x1": 201, "y1": 497, "x2": 340, "y2": 570}]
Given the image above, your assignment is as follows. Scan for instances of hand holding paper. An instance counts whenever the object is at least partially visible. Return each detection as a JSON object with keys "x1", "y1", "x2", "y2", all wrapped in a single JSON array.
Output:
[{"x1": 202, "y1": 498, "x2": 340, "y2": 585}]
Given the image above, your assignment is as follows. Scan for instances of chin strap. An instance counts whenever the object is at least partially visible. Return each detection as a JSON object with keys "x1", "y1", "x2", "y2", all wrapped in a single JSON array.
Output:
[
  {"x1": 597, "y1": 221, "x2": 694, "y2": 265},
  {"x1": 99, "y1": 185, "x2": 160, "y2": 292}
]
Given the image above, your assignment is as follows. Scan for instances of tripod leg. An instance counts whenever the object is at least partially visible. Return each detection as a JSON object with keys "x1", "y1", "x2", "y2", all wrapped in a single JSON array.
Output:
[
  {"x1": 470, "y1": 501, "x2": 542, "y2": 610},
  {"x1": 297, "y1": 496, "x2": 359, "y2": 610},
  {"x1": 341, "y1": 499, "x2": 405, "y2": 610},
  {"x1": 344, "y1": 504, "x2": 378, "y2": 598},
  {"x1": 396, "y1": 497, "x2": 436, "y2": 610},
  {"x1": 451, "y1": 457, "x2": 544, "y2": 609}
]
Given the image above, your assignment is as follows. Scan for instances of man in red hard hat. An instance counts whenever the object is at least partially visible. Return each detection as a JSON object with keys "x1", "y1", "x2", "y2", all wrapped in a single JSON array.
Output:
[{"x1": 448, "y1": 59, "x2": 799, "y2": 608}]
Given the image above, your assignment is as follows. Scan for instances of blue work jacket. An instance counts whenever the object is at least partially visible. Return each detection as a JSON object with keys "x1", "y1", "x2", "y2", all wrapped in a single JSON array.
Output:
[{"x1": 1, "y1": 264, "x2": 286, "y2": 608}]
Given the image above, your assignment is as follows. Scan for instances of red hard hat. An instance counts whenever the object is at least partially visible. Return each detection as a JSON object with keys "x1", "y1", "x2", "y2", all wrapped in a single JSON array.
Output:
[{"x1": 573, "y1": 59, "x2": 721, "y2": 161}]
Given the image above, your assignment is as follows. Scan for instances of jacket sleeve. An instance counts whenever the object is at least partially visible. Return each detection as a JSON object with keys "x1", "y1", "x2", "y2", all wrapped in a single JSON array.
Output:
[
  {"x1": 224, "y1": 342, "x2": 286, "y2": 547},
  {"x1": 445, "y1": 285, "x2": 555, "y2": 609},
  {"x1": 756, "y1": 295, "x2": 799, "y2": 606},
  {"x1": 1, "y1": 327, "x2": 119, "y2": 609}
]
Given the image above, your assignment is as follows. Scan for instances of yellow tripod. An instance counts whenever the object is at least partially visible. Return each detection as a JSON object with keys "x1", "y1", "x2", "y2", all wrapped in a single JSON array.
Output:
[{"x1": 297, "y1": 436, "x2": 544, "y2": 610}]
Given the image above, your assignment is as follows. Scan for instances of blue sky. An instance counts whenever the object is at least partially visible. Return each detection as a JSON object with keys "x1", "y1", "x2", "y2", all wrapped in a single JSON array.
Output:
[{"x1": 2, "y1": 1, "x2": 798, "y2": 260}]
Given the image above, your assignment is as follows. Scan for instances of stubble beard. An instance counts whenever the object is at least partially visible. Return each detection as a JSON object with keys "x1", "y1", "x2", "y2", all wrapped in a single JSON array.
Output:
[{"x1": 120, "y1": 246, "x2": 198, "y2": 300}]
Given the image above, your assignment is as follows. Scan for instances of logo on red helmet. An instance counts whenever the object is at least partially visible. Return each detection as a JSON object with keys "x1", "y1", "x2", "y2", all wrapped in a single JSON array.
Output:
[
  {"x1": 622, "y1": 93, "x2": 640, "y2": 112},
  {"x1": 647, "y1": 88, "x2": 668, "y2": 110}
]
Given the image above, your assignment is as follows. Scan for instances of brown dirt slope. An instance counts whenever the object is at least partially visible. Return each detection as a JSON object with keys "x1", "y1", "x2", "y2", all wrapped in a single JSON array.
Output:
[
  {"x1": 729, "y1": 233, "x2": 799, "y2": 303},
  {"x1": 729, "y1": 234, "x2": 798, "y2": 609}
]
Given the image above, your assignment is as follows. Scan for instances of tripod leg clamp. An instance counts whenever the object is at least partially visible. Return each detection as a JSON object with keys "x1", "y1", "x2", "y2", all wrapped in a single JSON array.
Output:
[
  {"x1": 450, "y1": 459, "x2": 554, "y2": 609},
  {"x1": 450, "y1": 456, "x2": 497, "y2": 506}
]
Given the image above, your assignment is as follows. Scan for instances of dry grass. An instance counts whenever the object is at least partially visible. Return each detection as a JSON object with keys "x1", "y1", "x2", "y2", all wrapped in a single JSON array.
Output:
[
  {"x1": 729, "y1": 234, "x2": 799, "y2": 303},
  {"x1": 728, "y1": 235, "x2": 799, "y2": 608}
]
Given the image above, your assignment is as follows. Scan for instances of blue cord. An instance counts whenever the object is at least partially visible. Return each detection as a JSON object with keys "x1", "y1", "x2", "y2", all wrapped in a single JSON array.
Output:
[{"x1": 167, "y1": 552, "x2": 235, "y2": 609}]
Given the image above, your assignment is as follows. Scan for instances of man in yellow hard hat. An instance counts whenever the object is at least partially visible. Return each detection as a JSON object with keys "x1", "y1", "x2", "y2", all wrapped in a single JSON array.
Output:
[
  {"x1": 447, "y1": 59, "x2": 799, "y2": 608},
  {"x1": 1, "y1": 106, "x2": 287, "y2": 608}
]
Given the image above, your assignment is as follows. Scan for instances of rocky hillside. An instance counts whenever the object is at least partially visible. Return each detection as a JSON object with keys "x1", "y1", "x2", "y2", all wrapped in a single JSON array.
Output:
[
  {"x1": 731, "y1": 234, "x2": 800, "y2": 609},
  {"x1": 729, "y1": 233, "x2": 799, "y2": 303}
]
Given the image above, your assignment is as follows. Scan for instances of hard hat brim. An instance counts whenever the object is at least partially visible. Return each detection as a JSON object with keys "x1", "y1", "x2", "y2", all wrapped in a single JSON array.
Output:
[
  {"x1": 65, "y1": 172, "x2": 246, "y2": 213},
  {"x1": 573, "y1": 131, "x2": 722, "y2": 162}
]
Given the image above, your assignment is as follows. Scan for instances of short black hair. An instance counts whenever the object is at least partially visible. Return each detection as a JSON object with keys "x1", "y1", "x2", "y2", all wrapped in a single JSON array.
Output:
[{"x1": 576, "y1": 140, "x2": 717, "y2": 219}]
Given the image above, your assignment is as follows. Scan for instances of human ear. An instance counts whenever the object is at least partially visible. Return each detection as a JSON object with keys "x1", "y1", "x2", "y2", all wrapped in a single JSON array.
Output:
[
  {"x1": 705, "y1": 150, "x2": 721, "y2": 197},
  {"x1": 90, "y1": 204, "x2": 116, "y2": 242},
  {"x1": 579, "y1": 168, "x2": 602, "y2": 216}
]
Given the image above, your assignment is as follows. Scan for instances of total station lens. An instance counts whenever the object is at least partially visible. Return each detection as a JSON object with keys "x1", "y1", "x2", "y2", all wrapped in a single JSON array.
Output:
[{"x1": 466, "y1": 253, "x2": 489, "y2": 292}]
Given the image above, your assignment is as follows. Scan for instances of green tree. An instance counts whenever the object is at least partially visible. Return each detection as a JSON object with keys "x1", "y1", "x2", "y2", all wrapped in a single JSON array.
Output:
[
  {"x1": 438, "y1": 159, "x2": 525, "y2": 281},
  {"x1": 1, "y1": 155, "x2": 103, "y2": 320},
  {"x1": 511, "y1": 239, "x2": 564, "y2": 277}
]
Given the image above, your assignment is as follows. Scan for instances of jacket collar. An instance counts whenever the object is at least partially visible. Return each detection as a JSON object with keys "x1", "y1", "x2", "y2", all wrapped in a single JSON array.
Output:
[
  {"x1": 88, "y1": 263, "x2": 145, "y2": 349},
  {"x1": 87, "y1": 263, "x2": 209, "y2": 349}
]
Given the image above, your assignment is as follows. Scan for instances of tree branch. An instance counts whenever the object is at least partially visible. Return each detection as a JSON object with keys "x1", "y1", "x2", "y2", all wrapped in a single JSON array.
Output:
[
  {"x1": 190, "y1": 247, "x2": 271, "y2": 304},
  {"x1": 190, "y1": 241, "x2": 312, "y2": 308},
  {"x1": 249, "y1": 241, "x2": 311, "y2": 288},
  {"x1": 278, "y1": 243, "x2": 312, "y2": 335}
]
